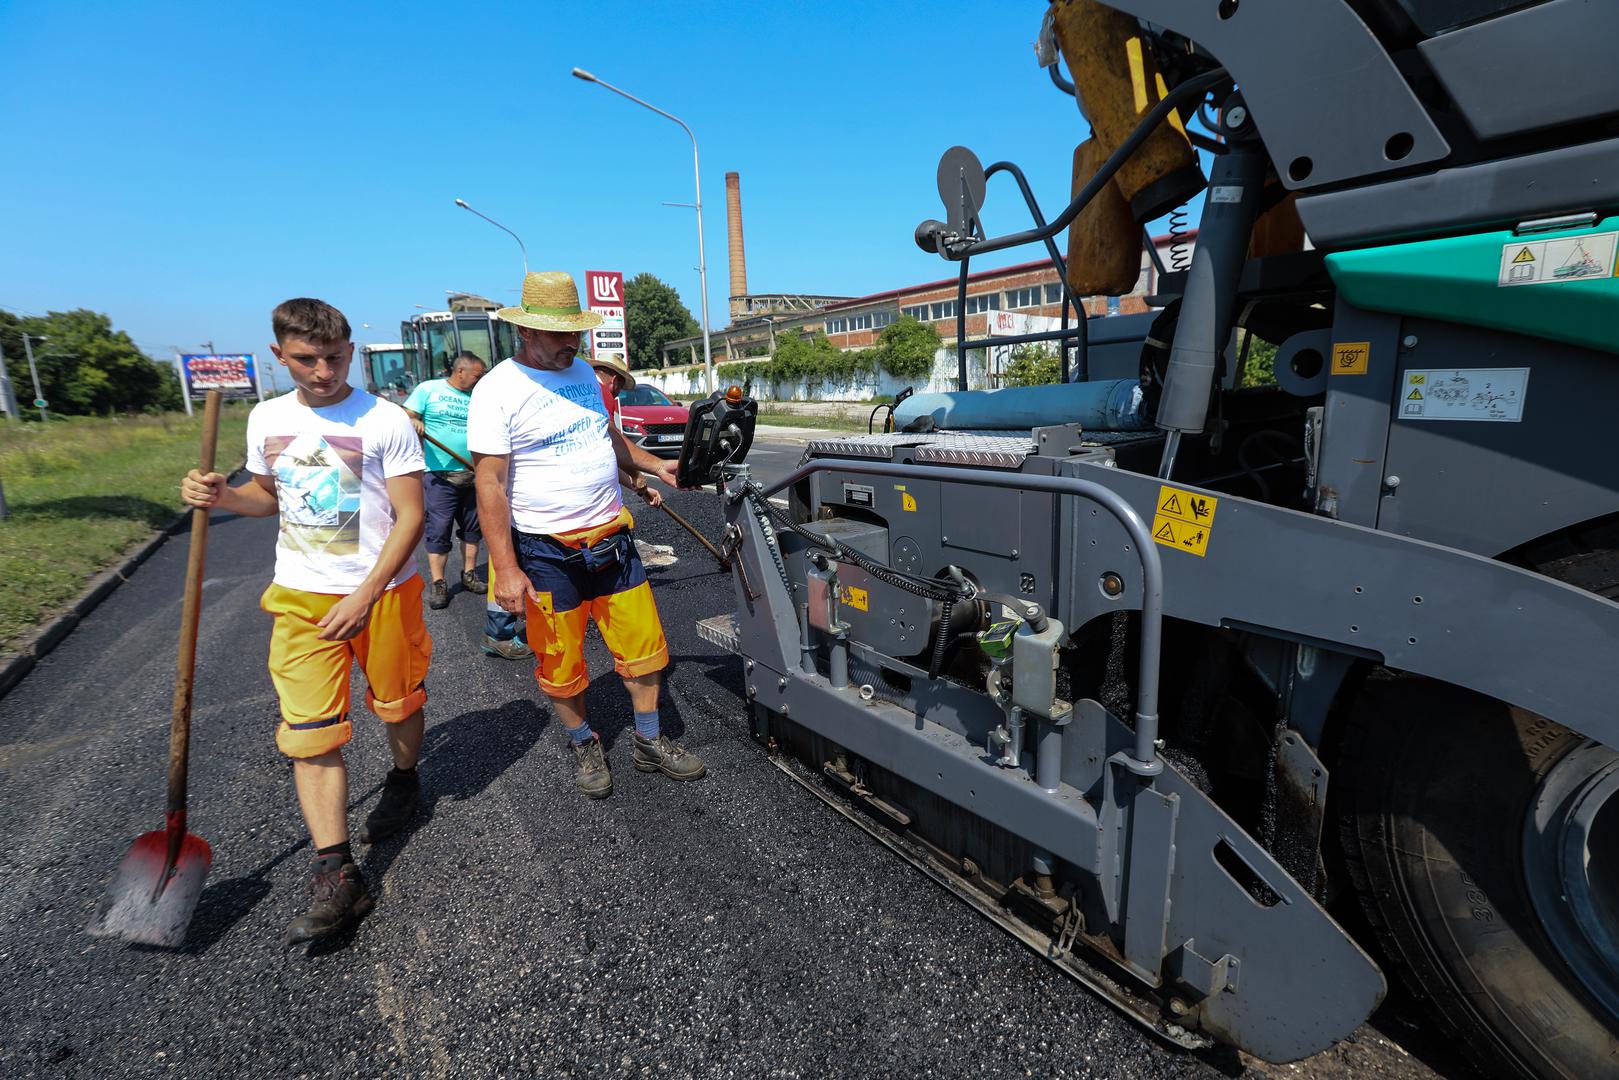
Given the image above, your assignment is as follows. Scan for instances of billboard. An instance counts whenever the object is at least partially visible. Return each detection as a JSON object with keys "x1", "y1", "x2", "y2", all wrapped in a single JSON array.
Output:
[
  {"x1": 584, "y1": 270, "x2": 628, "y2": 367},
  {"x1": 181, "y1": 354, "x2": 260, "y2": 400}
]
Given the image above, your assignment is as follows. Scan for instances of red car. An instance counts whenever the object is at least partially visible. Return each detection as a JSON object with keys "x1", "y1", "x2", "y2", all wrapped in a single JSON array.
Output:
[{"x1": 616, "y1": 384, "x2": 690, "y2": 458}]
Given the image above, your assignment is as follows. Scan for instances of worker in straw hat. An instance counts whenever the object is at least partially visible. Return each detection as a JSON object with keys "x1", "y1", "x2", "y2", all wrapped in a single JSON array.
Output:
[{"x1": 468, "y1": 271, "x2": 704, "y2": 799}]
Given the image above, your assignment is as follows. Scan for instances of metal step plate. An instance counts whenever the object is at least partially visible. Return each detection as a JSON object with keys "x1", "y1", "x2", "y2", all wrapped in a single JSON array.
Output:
[{"x1": 696, "y1": 613, "x2": 741, "y2": 654}]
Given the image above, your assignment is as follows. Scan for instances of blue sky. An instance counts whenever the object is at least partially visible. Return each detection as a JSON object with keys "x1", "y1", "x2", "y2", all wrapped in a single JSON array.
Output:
[{"x1": 2, "y1": 1, "x2": 1114, "y2": 374}]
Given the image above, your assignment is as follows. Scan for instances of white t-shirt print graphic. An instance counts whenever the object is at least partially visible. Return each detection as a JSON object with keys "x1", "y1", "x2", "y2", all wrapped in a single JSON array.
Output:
[
  {"x1": 266, "y1": 432, "x2": 362, "y2": 551},
  {"x1": 245, "y1": 390, "x2": 425, "y2": 594},
  {"x1": 466, "y1": 358, "x2": 623, "y2": 536}
]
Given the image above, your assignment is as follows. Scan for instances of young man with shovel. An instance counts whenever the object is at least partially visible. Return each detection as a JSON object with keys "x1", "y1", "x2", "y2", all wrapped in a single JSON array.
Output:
[{"x1": 180, "y1": 298, "x2": 431, "y2": 948}]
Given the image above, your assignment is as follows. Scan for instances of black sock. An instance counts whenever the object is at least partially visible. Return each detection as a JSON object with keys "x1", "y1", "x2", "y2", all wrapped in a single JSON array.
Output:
[
  {"x1": 388, "y1": 765, "x2": 419, "y2": 783},
  {"x1": 316, "y1": 840, "x2": 352, "y2": 864}
]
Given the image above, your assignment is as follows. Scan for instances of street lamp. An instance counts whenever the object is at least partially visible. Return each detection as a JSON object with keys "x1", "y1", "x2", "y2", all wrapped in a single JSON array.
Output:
[
  {"x1": 572, "y1": 67, "x2": 714, "y2": 394},
  {"x1": 20, "y1": 334, "x2": 48, "y2": 422},
  {"x1": 454, "y1": 198, "x2": 528, "y2": 276}
]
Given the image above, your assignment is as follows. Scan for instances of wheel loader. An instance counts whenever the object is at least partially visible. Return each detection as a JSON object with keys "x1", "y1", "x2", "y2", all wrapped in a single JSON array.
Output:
[{"x1": 679, "y1": 2, "x2": 1619, "y2": 1075}]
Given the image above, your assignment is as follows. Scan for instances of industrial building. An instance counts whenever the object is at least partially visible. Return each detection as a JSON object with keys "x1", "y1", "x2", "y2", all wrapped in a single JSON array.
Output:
[{"x1": 658, "y1": 172, "x2": 1192, "y2": 368}]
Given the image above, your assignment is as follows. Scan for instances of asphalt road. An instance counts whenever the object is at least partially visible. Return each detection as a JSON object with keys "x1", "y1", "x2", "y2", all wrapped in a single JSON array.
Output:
[
  {"x1": 0, "y1": 479, "x2": 1471, "y2": 1079},
  {"x1": 725, "y1": 437, "x2": 804, "y2": 491}
]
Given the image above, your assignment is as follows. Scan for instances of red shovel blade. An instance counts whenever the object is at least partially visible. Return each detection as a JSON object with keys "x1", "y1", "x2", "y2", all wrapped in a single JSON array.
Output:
[{"x1": 87, "y1": 821, "x2": 212, "y2": 948}]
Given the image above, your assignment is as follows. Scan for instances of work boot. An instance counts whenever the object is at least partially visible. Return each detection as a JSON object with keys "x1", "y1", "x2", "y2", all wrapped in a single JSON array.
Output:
[
  {"x1": 572, "y1": 735, "x2": 613, "y2": 799},
  {"x1": 428, "y1": 579, "x2": 450, "y2": 610},
  {"x1": 482, "y1": 635, "x2": 534, "y2": 660},
  {"x1": 283, "y1": 855, "x2": 374, "y2": 947},
  {"x1": 633, "y1": 732, "x2": 707, "y2": 782},
  {"x1": 462, "y1": 569, "x2": 485, "y2": 594},
  {"x1": 359, "y1": 767, "x2": 420, "y2": 844}
]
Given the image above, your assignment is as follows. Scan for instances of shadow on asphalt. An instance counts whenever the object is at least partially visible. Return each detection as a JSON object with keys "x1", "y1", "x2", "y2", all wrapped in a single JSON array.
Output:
[
  {"x1": 180, "y1": 834, "x2": 312, "y2": 955},
  {"x1": 417, "y1": 698, "x2": 547, "y2": 804}
]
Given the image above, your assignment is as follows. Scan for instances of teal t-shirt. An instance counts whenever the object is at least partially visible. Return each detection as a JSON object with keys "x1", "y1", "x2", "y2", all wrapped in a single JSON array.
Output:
[{"x1": 402, "y1": 378, "x2": 473, "y2": 472}]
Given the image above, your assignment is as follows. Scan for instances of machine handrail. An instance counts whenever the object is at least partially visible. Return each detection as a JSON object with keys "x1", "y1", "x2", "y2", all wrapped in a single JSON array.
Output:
[
  {"x1": 755, "y1": 458, "x2": 1165, "y2": 776},
  {"x1": 940, "y1": 67, "x2": 1227, "y2": 262}
]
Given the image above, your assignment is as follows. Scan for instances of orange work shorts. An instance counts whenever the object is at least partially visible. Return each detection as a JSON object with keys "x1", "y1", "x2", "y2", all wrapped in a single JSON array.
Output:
[
  {"x1": 517, "y1": 507, "x2": 669, "y2": 698},
  {"x1": 260, "y1": 575, "x2": 432, "y2": 759}
]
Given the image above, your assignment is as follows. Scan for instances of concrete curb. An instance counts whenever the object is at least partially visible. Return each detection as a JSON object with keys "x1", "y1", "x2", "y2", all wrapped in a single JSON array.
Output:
[{"x1": 0, "y1": 466, "x2": 245, "y2": 701}]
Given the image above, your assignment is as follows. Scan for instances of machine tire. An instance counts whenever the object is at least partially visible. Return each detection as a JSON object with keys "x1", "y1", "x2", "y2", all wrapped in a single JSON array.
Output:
[{"x1": 1338, "y1": 676, "x2": 1619, "y2": 1078}]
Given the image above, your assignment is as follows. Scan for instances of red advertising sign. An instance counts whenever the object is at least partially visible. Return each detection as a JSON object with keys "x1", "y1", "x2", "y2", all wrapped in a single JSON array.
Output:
[
  {"x1": 180, "y1": 354, "x2": 260, "y2": 400},
  {"x1": 585, "y1": 270, "x2": 628, "y2": 366}
]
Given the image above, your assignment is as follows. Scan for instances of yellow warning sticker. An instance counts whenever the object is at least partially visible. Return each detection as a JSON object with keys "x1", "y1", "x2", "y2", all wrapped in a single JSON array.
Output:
[
  {"x1": 901, "y1": 493, "x2": 918, "y2": 512},
  {"x1": 1332, "y1": 341, "x2": 1371, "y2": 376},
  {"x1": 1154, "y1": 485, "x2": 1217, "y2": 557},
  {"x1": 1512, "y1": 246, "x2": 1536, "y2": 264},
  {"x1": 1408, "y1": 373, "x2": 1426, "y2": 385},
  {"x1": 842, "y1": 585, "x2": 869, "y2": 612},
  {"x1": 1151, "y1": 515, "x2": 1211, "y2": 557},
  {"x1": 1157, "y1": 485, "x2": 1218, "y2": 528},
  {"x1": 1407, "y1": 387, "x2": 1423, "y2": 400}
]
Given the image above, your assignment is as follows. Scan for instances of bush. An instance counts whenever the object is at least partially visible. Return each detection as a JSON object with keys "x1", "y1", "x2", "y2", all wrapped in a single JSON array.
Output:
[
  {"x1": 1003, "y1": 343, "x2": 1062, "y2": 387},
  {"x1": 875, "y1": 316, "x2": 939, "y2": 380},
  {"x1": 1241, "y1": 333, "x2": 1279, "y2": 387}
]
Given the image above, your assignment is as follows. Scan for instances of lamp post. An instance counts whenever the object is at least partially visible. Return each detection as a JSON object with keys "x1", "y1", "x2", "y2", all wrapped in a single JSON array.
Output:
[
  {"x1": 0, "y1": 335, "x2": 18, "y2": 419},
  {"x1": 572, "y1": 67, "x2": 714, "y2": 394},
  {"x1": 454, "y1": 198, "x2": 528, "y2": 276},
  {"x1": 20, "y1": 334, "x2": 48, "y2": 422}
]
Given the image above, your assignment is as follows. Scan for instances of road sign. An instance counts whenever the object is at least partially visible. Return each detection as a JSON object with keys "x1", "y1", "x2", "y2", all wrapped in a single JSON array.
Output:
[
  {"x1": 585, "y1": 270, "x2": 628, "y2": 365},
  {"x1": 33, "y1": 398, "x2": 47, "y2": 409}
]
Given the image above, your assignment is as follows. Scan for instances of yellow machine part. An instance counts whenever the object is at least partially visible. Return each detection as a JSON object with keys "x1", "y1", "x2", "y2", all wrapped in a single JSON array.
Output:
[
  {"x1": 1249, "y1": 189, "x2": 1306, "y2": 259},
  {"x1": 1066, "y1": 138, "x2": 1143, "y2": 297},
  {"x1": 1049, "y1": 0, "x2": 1205, "y2": 223}
]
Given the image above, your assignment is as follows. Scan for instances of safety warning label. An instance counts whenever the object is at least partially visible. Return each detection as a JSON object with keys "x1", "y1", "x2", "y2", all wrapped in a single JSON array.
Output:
[
  {"x1": 1331, "y1": 341, "x2": 1370, "y2": 376},
  {"x1": 1153, "y1": 485, "x2": 1218, "y2": 558},
  {"x1": 1399, "y1": 368, "x2": 1529, "y2": 422},
  {"x1": 1499, "y1": 231, "x2": 1618, "y2": 287}
]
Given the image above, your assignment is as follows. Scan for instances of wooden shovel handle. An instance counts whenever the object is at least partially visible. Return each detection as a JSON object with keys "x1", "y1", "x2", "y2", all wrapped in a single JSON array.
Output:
[
  {"x1": 167, "y1": 391, "x2": 221, "y2": 816},
  {"x1": 421, "y1": 430, "x2": 474, "y2": 471}
]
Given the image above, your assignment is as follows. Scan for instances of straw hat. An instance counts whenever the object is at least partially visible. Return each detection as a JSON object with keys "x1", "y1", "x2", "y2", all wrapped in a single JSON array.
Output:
[
  {"x1": 588, "y1": 353, "x2": 637, "y2": 392},
  {"x1": 496, "y1": 271, "x2": 604, "y2": 332}
]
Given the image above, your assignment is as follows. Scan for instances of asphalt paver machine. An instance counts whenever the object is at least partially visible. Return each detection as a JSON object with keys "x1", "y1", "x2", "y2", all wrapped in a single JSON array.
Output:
[{"x1": 689, "y1": 2, "x2": 1619, "y2": 1073}]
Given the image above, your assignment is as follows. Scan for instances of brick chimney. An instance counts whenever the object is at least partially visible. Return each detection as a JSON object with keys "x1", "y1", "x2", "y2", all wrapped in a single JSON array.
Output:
[{"x1": 725, "y1": 171, "x2": 747, "y2": 320}]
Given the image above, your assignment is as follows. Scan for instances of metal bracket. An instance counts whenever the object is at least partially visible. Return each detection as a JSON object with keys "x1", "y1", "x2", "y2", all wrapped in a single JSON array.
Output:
[{"x1": 1167, "y1": 939, "x2": 1242, "y2": 1001}]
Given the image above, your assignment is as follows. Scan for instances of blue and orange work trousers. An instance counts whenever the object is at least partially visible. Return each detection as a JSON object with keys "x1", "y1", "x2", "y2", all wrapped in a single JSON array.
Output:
[{"x1": 514, "y1": 507, "x2": 669, "y2": 698}]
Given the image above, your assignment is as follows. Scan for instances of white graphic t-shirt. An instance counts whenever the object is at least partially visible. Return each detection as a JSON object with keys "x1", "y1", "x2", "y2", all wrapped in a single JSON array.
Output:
[
  {"x1": 245, "y1": 390, "x2": 426, "y2": 593},
  {"x1": 466, "y1": 357, "x2": 622, "y2": 535}
]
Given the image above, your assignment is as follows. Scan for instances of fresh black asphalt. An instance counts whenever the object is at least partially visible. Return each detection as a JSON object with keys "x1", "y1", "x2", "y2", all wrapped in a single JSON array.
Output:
[{"x1": 0, "y1": 462, "x2": 1462, "y2": 1079}]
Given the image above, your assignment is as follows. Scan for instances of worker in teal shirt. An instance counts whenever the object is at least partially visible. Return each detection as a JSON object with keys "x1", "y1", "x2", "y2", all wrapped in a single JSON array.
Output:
[
  {"x1": 403, "y1": 353, "x2": 482, "y2": 605},
  {"x1": 403, "y1": 352, "x2": 529, "y2": 657}
]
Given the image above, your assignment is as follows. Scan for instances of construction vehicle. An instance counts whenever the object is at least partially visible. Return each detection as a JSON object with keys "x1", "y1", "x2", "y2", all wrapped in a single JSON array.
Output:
[{"x1": 685, "y1": 2, "x2": 1619, "y2": 1075}]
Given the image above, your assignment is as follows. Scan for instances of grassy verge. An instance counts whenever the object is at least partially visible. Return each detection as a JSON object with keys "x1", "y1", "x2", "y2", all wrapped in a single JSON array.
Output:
[
  {"x1": 756, "y1": 410, "x2": 870, "y2": 432},
  {"x1": 0, "y1": 409, "x2": 251, "y2": 652}
]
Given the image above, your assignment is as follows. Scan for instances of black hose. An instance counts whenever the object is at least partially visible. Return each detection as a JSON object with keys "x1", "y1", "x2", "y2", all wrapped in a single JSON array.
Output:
[{"x1": 928, "y1": 598, "x2": 955, "y2": 679}]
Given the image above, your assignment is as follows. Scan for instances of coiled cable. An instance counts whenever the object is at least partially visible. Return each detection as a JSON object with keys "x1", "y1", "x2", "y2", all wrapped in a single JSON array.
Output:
[{"x1": 1167, "y1": 204, "x2": 1192, "y2": 272}]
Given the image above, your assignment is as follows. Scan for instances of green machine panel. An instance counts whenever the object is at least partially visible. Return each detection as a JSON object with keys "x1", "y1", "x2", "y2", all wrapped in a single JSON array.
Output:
[{"x1": 1325, "y1": 218, "x2": 1619, "y2": 356}]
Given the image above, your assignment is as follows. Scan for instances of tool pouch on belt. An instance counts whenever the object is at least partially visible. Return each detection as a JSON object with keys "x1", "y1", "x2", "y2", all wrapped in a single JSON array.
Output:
[
  {"x1": 558, "y1": 528, "x2": 631, "y2": 574},
  {"x1": 438, "y1": 469, "x2": 477, "y2": 490}
]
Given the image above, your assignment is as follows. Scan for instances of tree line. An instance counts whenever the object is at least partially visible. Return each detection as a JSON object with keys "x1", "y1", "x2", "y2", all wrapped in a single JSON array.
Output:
[{"x1": 0, "y1": 309, "x2": 181, "y2": 417}]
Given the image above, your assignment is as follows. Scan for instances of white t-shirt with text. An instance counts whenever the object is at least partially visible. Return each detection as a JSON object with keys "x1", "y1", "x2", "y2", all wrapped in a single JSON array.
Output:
[
  {"x1": 465, "y1": 357, "x2": 622, "y2": 535},
  {"x1": 245, "y1": 390, "x2": 425, "y2": 594}
]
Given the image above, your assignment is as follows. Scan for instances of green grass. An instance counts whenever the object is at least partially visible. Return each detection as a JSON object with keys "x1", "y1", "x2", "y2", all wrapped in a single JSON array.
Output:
[
  {"x1": 0, "y1": 409, "x2": 251, "y2": 652},
  {"x1": 756, "y1": 410, "x2": 870, "y2": 432}
]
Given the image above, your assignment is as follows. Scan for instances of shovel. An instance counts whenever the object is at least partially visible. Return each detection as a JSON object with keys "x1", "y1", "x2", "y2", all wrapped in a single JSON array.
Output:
[{"x1": 88, "y1": 390, "x2": 221, "y2": 947}]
